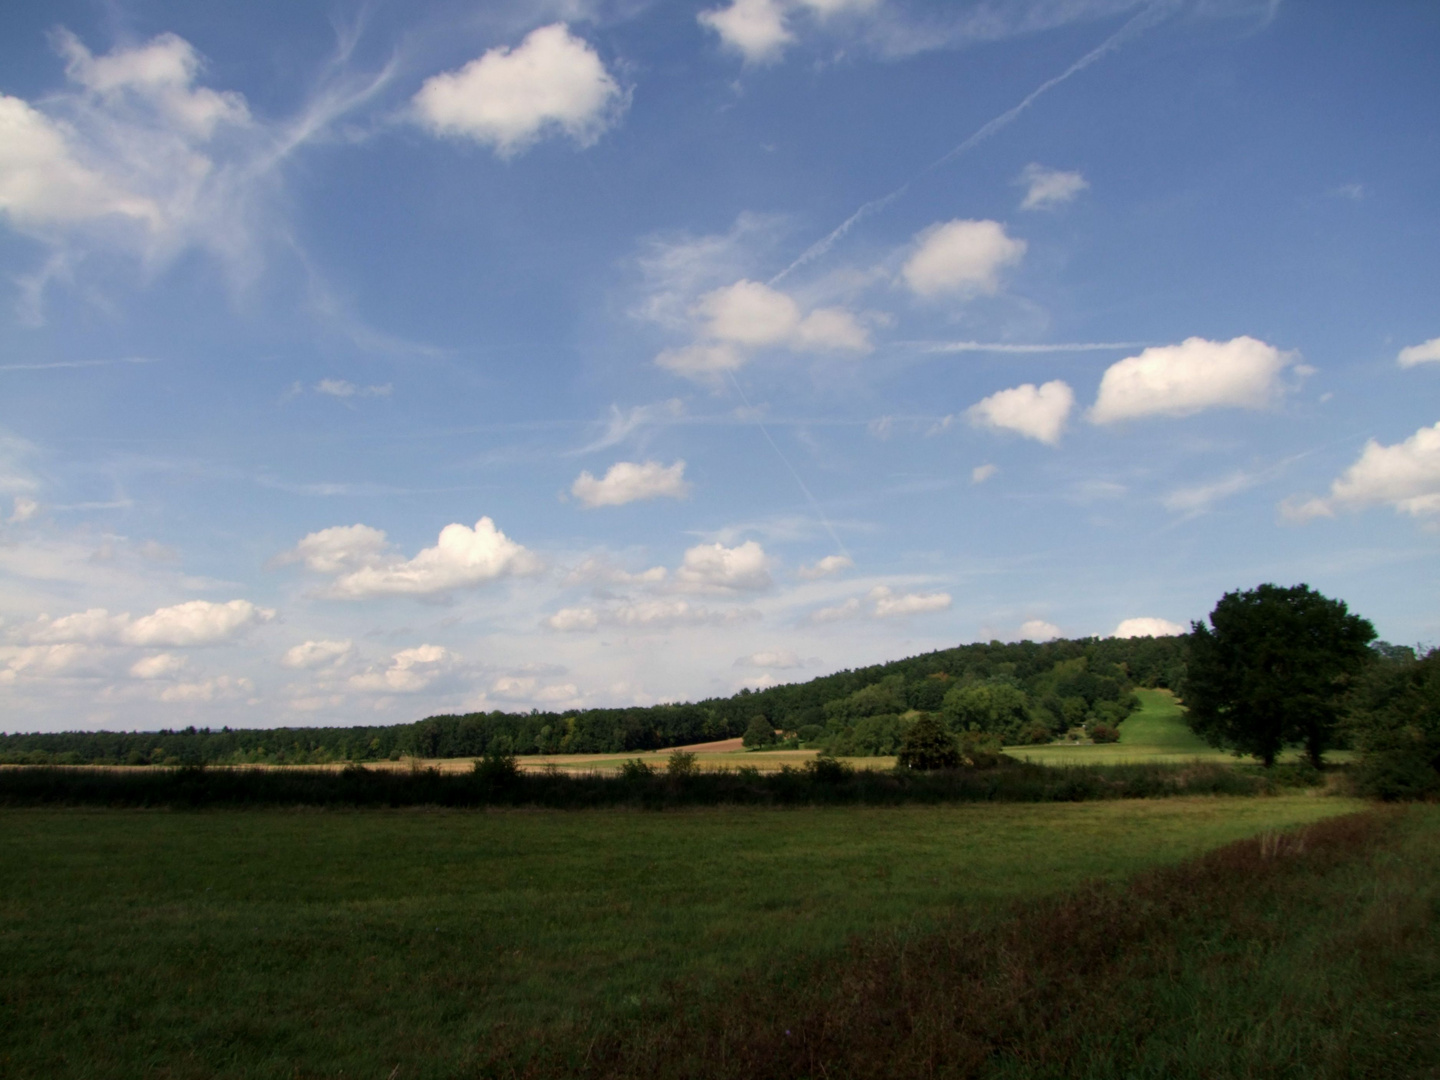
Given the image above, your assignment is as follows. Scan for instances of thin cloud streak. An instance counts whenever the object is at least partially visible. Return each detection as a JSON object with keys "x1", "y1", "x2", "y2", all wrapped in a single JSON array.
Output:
[
  {"x1": 0, "y1": 358, "x2": 160, "y2": 371},
  {"x1": 727, "y1": 370, "x2": 851, "y2": 560},
  {"x1": 770, "y1": 0, "x2": 1179, "y2": 284},
  {"x1": 918, "y1": 341, "x2": 1154, "y2": 354}
]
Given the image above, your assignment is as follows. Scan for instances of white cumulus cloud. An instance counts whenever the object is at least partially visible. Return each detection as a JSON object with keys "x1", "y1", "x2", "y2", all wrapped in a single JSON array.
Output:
[
  {"x1": 1019, "y1": 619, "x2": 1061, "y2": 641},
  {"x1": 968, "y1": 381, "x2": 1074, "y2": 445},
  {"x1": 562, "y1": 556, "x2": 667, "y2": 587},
  {"x1": 349, "y1": 644, "x2": 452, "y2": 693},
  {"x1": 697, "y1": 279, "x2": 800, "y2": 346},
  {"x1": 1017, "y1": 164, "x2": 1088, "y2": 210},
  {"x1": 30, "y1": 599, "x2": 274, "y2": 647},
  {"x1": 675, "y1": 540, "x2": 772, "y2": 592},
  {"x1": 972, "y1": 463, "x2": 998, "y2": 484},
  {"x1": 1283, "y1": 421, "x2": 1440, "y2": 521},
  {"x1": 3, "y1": 643, "x2": 101, "y2": 680},
  {"x1": 902, "y1": 219, "x2": 1026, "y2": 297},
  {"x1": 869, "y1": 586, "x2": 952, "y2": 618},
  {"x1": 130, "y1": 652, "x2": 187, "y2": 679},
  {"x1": 273, "y1": 524, "x2": 390, "y2": 574},
  {"x1": 1398, "y1": 337, "x2": 1440, "y2": 368},
  {"x1": 1090, "y1": 336, "x2": 1293, "y2": 424},
  {"x1": 797, "y1": 554, "x2": 853, "y2": 579},
  {"x1": 1114, "y1": 617, "x2": 1185, "y2": 638},
  {"x1": 412, "y1": 24, "x2": 625, "y2": 157},
  {"x1": 545, "y1": 606, "x2": 601, "y2": 632},
  {"x1": 735, "y1": 650, "x2": 802, "y2": 668},
  {"x1": 699, "y1": 0, "x2": 795, "y2": 64},
  {"x1": 546, "y1": 599, "x2": 758, "y2": 632},
  {"x1": 9, "y1": 496, "x2": 39, "y2": 523},
  {"x1": 571, "y1": 460, "x2": 691, "y2": 508},
  {"x1": 658, "y1": 279, "x2": 869, "y2": 382},
  {"x1": 654, "y1": 342, "x2": 746, "y2": 378},
  {"x1": 281, "y1": 517, "x2": 541, "y2": 599},
  {"x1": 698, "y1": 0, "x2": 879, "y2": 64},
  {"x1": 491, "y1": 675, "x2": 578, "y2": 705},
  {"x1": 793, "y1": 307, "x2": 872, "y2": 352},
  {"x1": 126, "y1": 600, "x2": 276, "y2": 647},
  {"x1": 281, "y1": 639, "x2": 354, "y2": 670},
  {"x1": 810, "y1": 597, "x2": 862, "y2": 623},
  {"x1": 159, "y1": 674, "x2": 252, "y2": 703}
]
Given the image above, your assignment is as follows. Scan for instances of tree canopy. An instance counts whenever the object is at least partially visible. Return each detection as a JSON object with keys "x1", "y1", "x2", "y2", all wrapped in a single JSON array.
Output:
[
  {"x1": 1184, "y1": 583, "x2": 1375, "y2": 767},
  {"x1": 1348, "y1": 645, "x2": 1440, "y2": 799}
]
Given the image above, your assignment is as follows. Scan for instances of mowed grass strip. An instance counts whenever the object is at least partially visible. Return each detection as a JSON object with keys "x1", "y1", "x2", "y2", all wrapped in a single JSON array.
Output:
[
  {"x1": 1006, "y1": 688, "x2": 1349, "y2": 767},
  {"x1": 0, "y1": 796, "x2": 1360, "y2": 1079}
]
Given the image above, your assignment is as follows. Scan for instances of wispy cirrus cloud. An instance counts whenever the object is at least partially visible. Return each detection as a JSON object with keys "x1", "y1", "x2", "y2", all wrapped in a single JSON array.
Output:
[{"x1": 0, "y1": 26, "x2": 394, "y2": 315}]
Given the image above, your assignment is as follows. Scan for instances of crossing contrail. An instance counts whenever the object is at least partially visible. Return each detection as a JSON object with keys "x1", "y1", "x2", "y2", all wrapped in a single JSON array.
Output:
[
  {"x1": 726, "y1": 371, "x2": 851, "y2": 560},
  {"x1": 769, "y1": 0, "x2": 1180, "y2": 286}
]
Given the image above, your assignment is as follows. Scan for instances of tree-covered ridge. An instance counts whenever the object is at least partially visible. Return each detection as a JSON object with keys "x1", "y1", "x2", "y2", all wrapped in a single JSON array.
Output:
[{"x1": 0, "y1": 634, "x2": 1188, "y2": 766}]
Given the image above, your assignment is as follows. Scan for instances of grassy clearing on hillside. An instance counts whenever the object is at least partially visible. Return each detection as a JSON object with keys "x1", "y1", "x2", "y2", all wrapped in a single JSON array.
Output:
[
  {"x1": 0, "y1": 796, "x2": 1361, "y2": 1078},
  {"x1": 1008, "y1": 688, "x2": 1351, "y2": 767}
]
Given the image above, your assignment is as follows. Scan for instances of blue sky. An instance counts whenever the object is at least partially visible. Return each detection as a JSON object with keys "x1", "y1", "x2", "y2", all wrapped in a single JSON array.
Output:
[{"x1": 1, "y1": 0, "x2": 1437, "y2": 731}]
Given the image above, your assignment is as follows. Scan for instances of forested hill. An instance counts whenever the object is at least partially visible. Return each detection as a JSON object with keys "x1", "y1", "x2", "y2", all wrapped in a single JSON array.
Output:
[{"x1": 0, "y1": 634, "x2": 1188, "y2": 766}]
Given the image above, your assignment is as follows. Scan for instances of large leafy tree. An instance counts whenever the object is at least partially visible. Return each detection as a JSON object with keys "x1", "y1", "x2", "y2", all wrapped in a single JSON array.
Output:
[
  {"x1": 896, "y1": 715, "x2": 961, "y2": 771},
  {"x1": 1184, "y1": 584, "x2": 1375, "y2": 767},
  {"x1": 1348, "y1": 646, "x2": 1440, "y2": 799}
]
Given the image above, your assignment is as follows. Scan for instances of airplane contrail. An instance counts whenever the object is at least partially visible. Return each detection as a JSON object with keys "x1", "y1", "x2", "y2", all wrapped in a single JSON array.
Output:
[
  {"x1": 919, "y1": 341, "x2": 1152, "y2": 354},
  {"x1": 769, "y1": 0, "x2": 1180, "y2": 286}
]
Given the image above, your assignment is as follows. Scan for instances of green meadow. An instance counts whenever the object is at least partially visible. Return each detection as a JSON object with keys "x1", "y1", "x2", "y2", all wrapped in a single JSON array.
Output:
[
  {"x1": 1, "y1": 690, "x2": 1421, "y2": 1078},
  {"x1": 1006, "y1": 688, "x2": 1348, "y2": 767},
  {"x1": 0, "y1": 795, "x2": 1362, "y2": 1078}
]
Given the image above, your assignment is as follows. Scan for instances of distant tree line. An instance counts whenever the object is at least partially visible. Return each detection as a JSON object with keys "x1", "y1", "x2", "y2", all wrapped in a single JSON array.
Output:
[{"x1": 0, "y1": 634, "x2": 1187, "y2": 766}]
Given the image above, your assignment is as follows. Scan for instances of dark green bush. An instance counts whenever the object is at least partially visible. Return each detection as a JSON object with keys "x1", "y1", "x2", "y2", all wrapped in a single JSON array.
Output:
[
  {"x1": 804, "y1": 756, "x2": 855, "y2": 783},
  {"x1": 742, "y1": 716, "x2": 775, "y2": 749},
  {"x1": 473, "y1": 747, "x2": 519, "y2": 782},
  {"x1": 666, "y1": 751, "x2": 699, "y2": 778},
  {"x1": 956, "y1": 730, "x2": 1004, "y2": 769},
  {"x1": 896, "y1": 715, "x2": 961, "y2": 771}
]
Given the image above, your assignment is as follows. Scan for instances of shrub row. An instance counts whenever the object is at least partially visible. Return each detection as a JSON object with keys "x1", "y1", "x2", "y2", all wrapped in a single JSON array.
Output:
[{"x1": 0, "y1": 758, "x2": 1270, "y2": 810}]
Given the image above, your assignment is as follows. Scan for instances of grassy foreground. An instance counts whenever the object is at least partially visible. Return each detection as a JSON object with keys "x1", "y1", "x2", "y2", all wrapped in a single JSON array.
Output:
[
  {"x1": 576, "y1": 806, "x2": 1440, "y2": 1080},
  {"x1": 0, "y1": 796, "x2": 1362, "y2": 1078}
]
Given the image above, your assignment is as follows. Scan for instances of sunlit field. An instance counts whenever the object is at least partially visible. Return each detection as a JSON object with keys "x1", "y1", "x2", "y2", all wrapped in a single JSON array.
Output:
[{"x1": 0, "y1": 795, "x2": 1364, "y2": 1078}]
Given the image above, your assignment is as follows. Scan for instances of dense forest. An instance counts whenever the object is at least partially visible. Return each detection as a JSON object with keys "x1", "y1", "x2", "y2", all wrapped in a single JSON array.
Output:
[{"x1": 0, "y1": 634, "x2": 1189, "y2": 766}]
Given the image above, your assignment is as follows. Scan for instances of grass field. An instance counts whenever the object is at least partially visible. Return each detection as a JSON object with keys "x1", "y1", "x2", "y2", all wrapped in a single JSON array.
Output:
[
  {"x1": 0, "y1": 795, "x2": 1363, "y2": 1078},
  {"x1": 582, "y1": 806, "x2": 1440, "y2": 1080}
]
